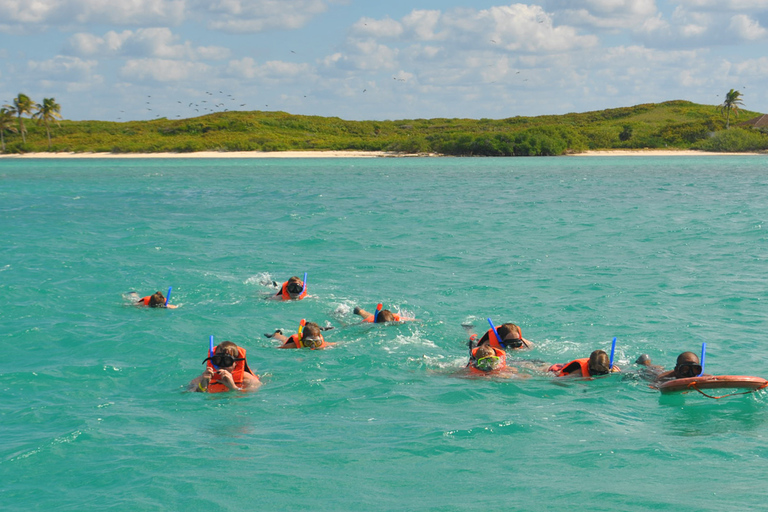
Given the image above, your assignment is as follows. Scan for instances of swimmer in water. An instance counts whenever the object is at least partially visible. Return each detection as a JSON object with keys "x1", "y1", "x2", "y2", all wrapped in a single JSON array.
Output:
[
  {"x1": 134, "y1": 291, "x2": 177, "y2": 308},
  {"x1": 547, "y1": 350, "x2": 620, "y2": 378},
  {"x1": 266, "y1": 321, "x2": 334, "y2": 349},
  {"x1": 269, "y1": 276, "x2": 307, "y2": 301},
  {"x1": 473, "y1": 322, "x2": 533, "y2": 350},
  {"x1": 652, "y1": 352, "x2": 705, "y2": 383},
  {"x1": 188, "y1": 340, "x2": 261, "y2": 392},
  {"x1": 461, "y1": 344, "x2": 527, "y2": 379},
  {"x1": 353, "y1": 304, "x2": 414, "y2": 323}
]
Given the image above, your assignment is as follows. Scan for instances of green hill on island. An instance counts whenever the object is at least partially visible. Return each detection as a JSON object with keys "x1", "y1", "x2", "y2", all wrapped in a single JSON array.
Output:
[{"x1": 2, "y1": 100, "x2": 767, "y2": 155}]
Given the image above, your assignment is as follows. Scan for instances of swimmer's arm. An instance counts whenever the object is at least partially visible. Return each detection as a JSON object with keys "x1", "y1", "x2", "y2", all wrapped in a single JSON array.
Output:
[
  {"x1": 165, "y1": 304, "x2": 178, "y2": 309},
  {"x1": 354, "y1": 307, "x2": 371, "y2": 318},
  {"x1": 241, "y1": 373, "x2": 262, "y2": 391},
  {"x1": 278, "y1": 340, "x2": 298, "y2": 349},
  {"x1": 188, "y1": 368, "x2": 213, "y2": 392},
  {"x1": 522, "y1": 338, "x2": 534, "y2": 349}
]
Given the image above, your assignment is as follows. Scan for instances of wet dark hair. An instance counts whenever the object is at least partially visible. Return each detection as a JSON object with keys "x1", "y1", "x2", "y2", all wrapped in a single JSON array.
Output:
[
  {"x1": 376, "y1": 310, "x2": 396, "y2": 323},
  {"x1": 148, "y1": 291, "x2": 166, "y2": 308},
  {"x1": 302, "y1": 322, "x2": 322, "y2": 338},
  {"x1": 588, "y1": 350, "x2": 611, "y2": 375},
  {"x1": 478, "y1": 323, "x2": 521, "y2": 345}
]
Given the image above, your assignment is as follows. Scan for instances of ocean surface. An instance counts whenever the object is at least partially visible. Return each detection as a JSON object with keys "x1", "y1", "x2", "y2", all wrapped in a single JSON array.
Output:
[{"x1": 2, "y1": 155, "x2": 768, "y2": 511}]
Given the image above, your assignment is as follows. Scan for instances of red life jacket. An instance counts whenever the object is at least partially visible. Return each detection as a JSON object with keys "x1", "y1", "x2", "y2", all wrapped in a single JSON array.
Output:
[
  {"x1": 549, "y1": 358, "x2": 590, "y2": 377},
  {"x1": 478, "y1": 328, "x2": 530, "y2": 350},
  {"x1": 207, "y1": 346, "x2": 259, "y2": 392},
  {"x1": 362, "y1": 312, "x2": 403, "y2": 323},
  {"x1": 285, "y1": 333, "x2": 328, "y2": 350},
  {"x1": 278, "y1": 281, "x2": 307, "y2": 300},
  {"x1": 468, "y1": 346, "x2": 507, "y2": 374}
]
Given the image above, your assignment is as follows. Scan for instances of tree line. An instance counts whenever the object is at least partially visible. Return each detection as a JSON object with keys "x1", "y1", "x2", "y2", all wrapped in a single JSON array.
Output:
[{"x1": 1, "y1": 93, "x2": 62, "y2": 152}]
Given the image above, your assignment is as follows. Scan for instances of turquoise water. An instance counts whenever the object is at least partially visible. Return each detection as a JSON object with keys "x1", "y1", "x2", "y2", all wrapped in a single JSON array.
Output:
[{"x1": 2, "y1": 156, "x2": 768, "y2": 511}]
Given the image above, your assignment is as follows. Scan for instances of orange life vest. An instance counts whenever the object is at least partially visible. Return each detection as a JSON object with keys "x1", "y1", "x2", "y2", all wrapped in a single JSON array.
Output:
[
  {"x1": 468, "y1": 346, "x2": 507, "y2": 374},
  {"x1": 478, "y1": 328, "x2": 530, "y2": 350},
  {"x1": 140, "y1": 296, "x2": 151, "y2": 306},
  {"x1": 285, "y1": 333, "x2": 328, "y2": 350},
  {"x1": 278, "y1": 280, "x2": 307, "y2": 300},
  {"x1": 207, "y1": 346, "x2": 259, "y2": 392},
  {"x1": 549, "y1": 358, "x2": 590, "y2": 377},
  {"x1": 362, "y1": 312, "x2": 403, "y2": 323}
]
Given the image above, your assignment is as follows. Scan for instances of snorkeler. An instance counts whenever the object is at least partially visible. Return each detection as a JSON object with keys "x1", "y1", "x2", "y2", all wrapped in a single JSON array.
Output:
[
  {"x1": 354, "y1": 304, "x2": 414, "y2": 323},
  {"x1": 652, "y1": 352, "x2": 705, "y2": 383},
  {"x1": 266, "y1": 320, "x2": 334, "y2": 349},
  {"x1": 135, "y1": 290, "x2": 177, "y2": 308},
  {"x1": 548, "y1": 350, "x2": 620, "y2": 378},
  {"x1": 473, "y1": 322, "x2": 533, "y2": 350},
  {"x1": 189, "y1": 340, "x2": 261, "y2": 393},
  {"x1": 270, "y1": 275, "x2": 307, "y2": 301}
]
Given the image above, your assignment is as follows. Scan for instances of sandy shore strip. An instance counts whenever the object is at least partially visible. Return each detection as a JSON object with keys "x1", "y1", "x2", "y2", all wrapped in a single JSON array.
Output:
[
  {"x1": 0, "y1": 150, "x2": 423, "y2": 159},
  {"x1": 1, "y1": 149, "x2": 763, "y2": 158}
]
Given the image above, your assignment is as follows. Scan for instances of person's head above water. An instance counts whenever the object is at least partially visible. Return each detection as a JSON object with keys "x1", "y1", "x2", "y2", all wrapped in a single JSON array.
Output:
[
  {"x1": 587, "y1": 350, "x2": 611, "y2": 376},
  {"x1": 206, "y1": 341, "x2": 243, "y2": 368},
  {"x1": 473, "y1": 344, "x2": 503, "y2": 372},
  {"x1": 375, "y1": 309, "x2": 396, "y2": 323},
  {"x1": 674, "y1": 351, "x2": 702, "y2": 378},
  {"x1": 148, "y1": 291, "x2": 166, "y2": 308},
  {"x1": 300, "y1": 322, "x2": 324, "y2": 348},
  {"x1": 479, "y1": 323, "x2": 524, "y2": 348},
  {"x1": 285, "y1": 276, "x2": 305, "y2": 298}
]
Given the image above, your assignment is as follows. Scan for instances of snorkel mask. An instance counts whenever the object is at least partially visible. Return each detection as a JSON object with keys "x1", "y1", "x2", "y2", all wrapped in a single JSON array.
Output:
[{"x1": 475, "y1": 355, "x2": 502, "y2": 372}]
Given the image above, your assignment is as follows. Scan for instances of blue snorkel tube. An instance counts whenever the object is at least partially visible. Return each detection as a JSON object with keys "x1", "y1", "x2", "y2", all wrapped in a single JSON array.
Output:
[
  {"x1": 301, "y1": 272, "x2": 307, "y2": 295},
  {"x1": 487, "y1": 318, "x2": 503, "y2": 347},
  {"x1": 609, "y1": 337, "x2": 617, "y2": 372},
  {"x1": 209, "y1": 335, "x2": 218, "y2": 370},
  {"x1": 165, "y1": 286, "x2": 172, "y2": 307},
  {"x1": 699, "y1": 342, "x2": 706, "y2": 376}
]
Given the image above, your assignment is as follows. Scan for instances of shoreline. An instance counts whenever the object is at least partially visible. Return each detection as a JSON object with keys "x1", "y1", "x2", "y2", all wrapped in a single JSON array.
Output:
[
  {"x1": 0, "y1": 150, "x2": 425, "y2": 159},
  {"x1": 0, "y1": 149, "x2": 764, "y2": 159}
]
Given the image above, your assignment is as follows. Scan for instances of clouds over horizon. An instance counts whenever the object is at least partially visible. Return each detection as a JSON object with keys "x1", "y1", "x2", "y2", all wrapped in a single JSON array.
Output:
[{"x1": 2, "y1": 0, "x2": 767, "y2": 121}]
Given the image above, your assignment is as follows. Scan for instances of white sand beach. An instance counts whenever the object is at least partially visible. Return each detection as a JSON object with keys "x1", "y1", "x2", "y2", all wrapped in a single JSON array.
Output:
[{"x1": 0, "y1": 149, "x2": 763, "y2": 158}]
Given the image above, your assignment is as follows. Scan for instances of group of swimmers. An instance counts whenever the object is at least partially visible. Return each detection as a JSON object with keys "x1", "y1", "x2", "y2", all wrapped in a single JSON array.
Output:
[{"x1": 133, "y1": 276, "x2": 706, "y2": 393}]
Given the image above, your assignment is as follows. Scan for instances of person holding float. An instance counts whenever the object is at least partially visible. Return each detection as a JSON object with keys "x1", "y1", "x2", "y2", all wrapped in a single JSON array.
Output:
[
  {"x1": 354, "y1": 303, "x2": 414, "y2": 323},
  {"x1": 270, "y1": 273, "x2": 308, "y2": 301},
  {"x1": 548, "y1": 349, "x2": 621, "y2": 378},
  {"x1": 647, "y1": 344, "x2": 768, "y2": 397},
  {"x1": 266, "y1": 319, "x2": 334, "y2": 349},
  {"x1": 134, "y1": 287, "x2": 177, "y2": 308},
  {"x1": 189, "y1": 338, "x2": 261, "y2": 393}
]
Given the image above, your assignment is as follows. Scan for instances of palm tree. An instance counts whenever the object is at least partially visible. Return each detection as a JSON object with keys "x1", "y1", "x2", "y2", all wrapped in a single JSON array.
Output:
[
  {"x1": 3, "y1": 93, "x2": 33, "y2": 143},
  {"x1": 0, "y1": 107, "x2": 18, "y2": 152},
  {"x1": 720, "y1": 89, "x2": 744, "y2": 129},
  {"x1": 33, "y1": 97, "x2": 62, "y2": 149}
]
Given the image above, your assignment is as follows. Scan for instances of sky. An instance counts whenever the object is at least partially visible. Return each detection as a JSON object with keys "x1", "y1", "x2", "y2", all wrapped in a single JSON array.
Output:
[{"x1": 1, "y1": 0, "x2": 766, "y2": 122}]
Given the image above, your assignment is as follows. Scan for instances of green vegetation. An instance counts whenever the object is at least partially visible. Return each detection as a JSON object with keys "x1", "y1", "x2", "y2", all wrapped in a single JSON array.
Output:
[{"x1": 1, "y1": 99, "x2": 767, "y2": 156}]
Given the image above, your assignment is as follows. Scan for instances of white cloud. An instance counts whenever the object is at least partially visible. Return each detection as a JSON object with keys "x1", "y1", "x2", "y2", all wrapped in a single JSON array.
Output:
[
  {"x1": 728, "y1": 14, "x2": 767, "y2": 40},
  {"x1": 545, "y1": 0, "x2": 659, "y2": 30},
  {"x1": 120, "y1": 58, "x2": 211, "y2": 82},
  {"x1": 202, "y1": 0, "x2": 328, "y2": 33},
  {"x1": 0, "y1": 0, "x2": 186, "y2": 26},
  {"x1": 675, "y1": 0, "x2": 768, "y2": 9},
  {"x1": 351, "y1": 17, "x2": 403, "y2": 38},
  {"x1": 25, "y1": 55, "x2": 103, "y2": 93},
  {"x1": 226, "y1": 57, "x2": 313, "y2": 82},
  {"x1": 66, "y1": 28, "x2": 229, "y2": 60}
]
